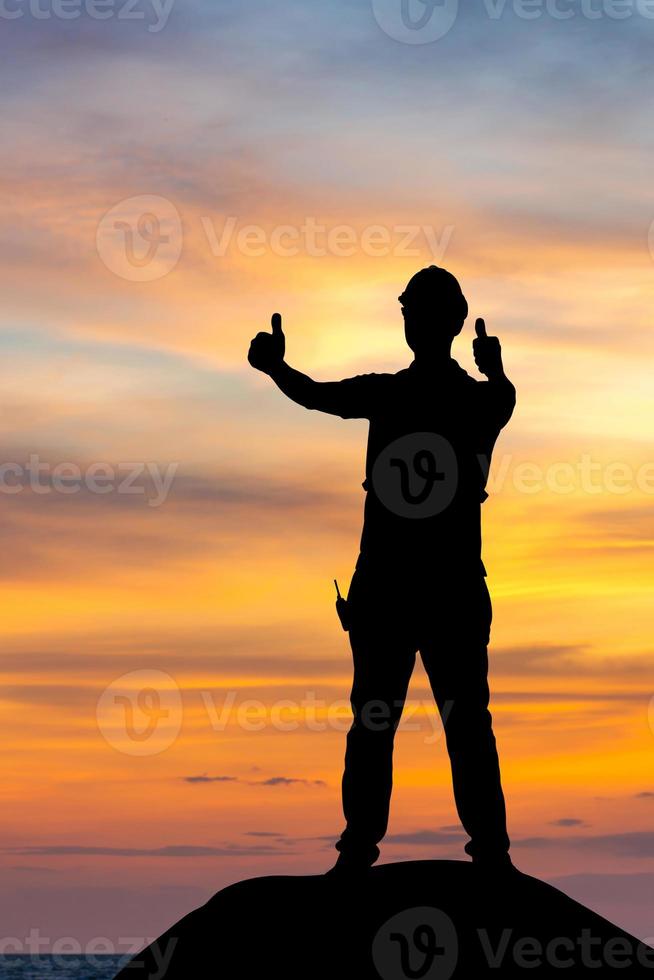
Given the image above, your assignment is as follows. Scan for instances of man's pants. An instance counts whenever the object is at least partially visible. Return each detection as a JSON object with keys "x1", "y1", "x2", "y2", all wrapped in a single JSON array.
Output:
[{"x1": 335, "y1": 566, "x2": 510, "y2": 864}]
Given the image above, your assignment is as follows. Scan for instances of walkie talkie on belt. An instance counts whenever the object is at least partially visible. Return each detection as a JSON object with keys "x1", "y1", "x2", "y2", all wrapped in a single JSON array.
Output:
[{"x1": 334, "y1": 579, "x2": 351, "y2": 632}]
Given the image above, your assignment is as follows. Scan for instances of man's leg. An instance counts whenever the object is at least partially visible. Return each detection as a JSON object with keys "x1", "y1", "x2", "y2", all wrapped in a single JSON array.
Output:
[
  {"x1": 420, "y1": 577, "x2": 510, "y2": 862},
  {"x1": 335, "y1": 620, "x2": 417, "y2": 867}
]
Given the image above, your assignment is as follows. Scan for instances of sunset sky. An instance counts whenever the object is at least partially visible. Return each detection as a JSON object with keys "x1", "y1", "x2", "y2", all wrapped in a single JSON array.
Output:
[{"x1": 1, "y1": 0, "x2": 654, "y2": 953}]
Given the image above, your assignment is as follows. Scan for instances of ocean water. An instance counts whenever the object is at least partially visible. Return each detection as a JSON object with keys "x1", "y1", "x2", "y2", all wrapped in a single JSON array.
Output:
[{"x1": 0, "y1": 956, "x2": 128, "y2": 979}]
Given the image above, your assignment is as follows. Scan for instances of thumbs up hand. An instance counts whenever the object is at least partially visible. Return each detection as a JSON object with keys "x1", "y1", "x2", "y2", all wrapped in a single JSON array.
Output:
[
  {"x1": 248, "y1": 313, "x2": 286, "y2": 374},
  {"x1": 473, "y1": 318, "x2": 504, "y2": 380}
]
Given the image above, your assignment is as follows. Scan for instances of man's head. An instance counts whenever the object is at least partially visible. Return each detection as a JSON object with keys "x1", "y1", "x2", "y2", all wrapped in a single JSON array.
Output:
[{"x1": 399, "y1": 266, "x2": 468, "y2": 356}]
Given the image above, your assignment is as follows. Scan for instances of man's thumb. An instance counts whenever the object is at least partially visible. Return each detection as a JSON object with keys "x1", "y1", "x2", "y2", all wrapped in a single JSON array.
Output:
[
  {"x1": 475, "y1": 317, "x2": 487, "y2": 339},
  {"x1": 271, "y1": 313, "x2": 283, "y2": 336}
]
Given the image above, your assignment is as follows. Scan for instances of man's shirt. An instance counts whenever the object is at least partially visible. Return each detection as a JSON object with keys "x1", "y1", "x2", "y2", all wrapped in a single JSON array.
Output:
[{"x1": 290, "y1": 359, "x2": 515, "y2": 578}]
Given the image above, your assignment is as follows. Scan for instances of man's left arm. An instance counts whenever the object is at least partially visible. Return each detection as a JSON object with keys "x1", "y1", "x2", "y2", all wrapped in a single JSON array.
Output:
[{"x1": 472, "y1": 317, "x2": 516, "y2": 427}]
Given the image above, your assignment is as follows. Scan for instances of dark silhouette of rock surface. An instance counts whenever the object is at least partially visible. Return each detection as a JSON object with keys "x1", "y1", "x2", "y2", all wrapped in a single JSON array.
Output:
[{"x1": 114, "y1": 860, "x2": 654, "y2": 978}]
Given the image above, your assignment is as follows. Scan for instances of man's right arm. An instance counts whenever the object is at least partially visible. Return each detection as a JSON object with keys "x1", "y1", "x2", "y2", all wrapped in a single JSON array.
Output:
[
  {"x1": 248, "y1": 313, "x2": 376, "y2": 419},
  {"x1": 267, "y1": 361, "x2": 347, "y2": 415}
]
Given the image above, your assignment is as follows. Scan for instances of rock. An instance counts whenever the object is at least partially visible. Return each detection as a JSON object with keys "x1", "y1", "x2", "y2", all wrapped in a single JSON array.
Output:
[{"x1": 114, "y1": 860, "x2": 654, "y2": 978}]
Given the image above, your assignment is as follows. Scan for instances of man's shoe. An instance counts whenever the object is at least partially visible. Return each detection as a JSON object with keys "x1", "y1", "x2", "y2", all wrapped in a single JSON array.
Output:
[
  {"x1": 325, "y1": 852, "x2": 375, "y2": 877},
  {"x1": 472, "y1": 853, "x2": 516, "y2": 875}
]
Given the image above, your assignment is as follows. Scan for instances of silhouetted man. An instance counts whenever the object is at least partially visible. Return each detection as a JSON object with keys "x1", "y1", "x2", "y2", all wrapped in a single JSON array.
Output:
[{"x1": 248, "y1": 266, "x2": 515, "y2": 874}]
